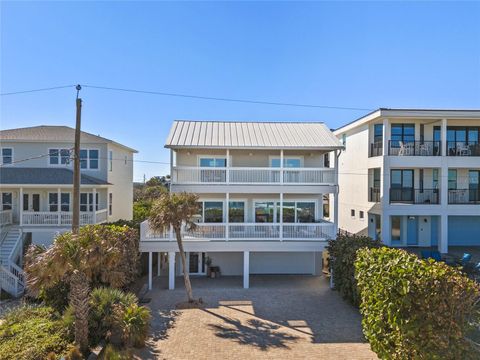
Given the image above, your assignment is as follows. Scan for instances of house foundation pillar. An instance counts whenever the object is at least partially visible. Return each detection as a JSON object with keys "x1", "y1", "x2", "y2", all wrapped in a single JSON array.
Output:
[
  {"x1": 168, "y1": 251, "x2": 175, "y2": 290},
  {"x1": 148, "y1": 252, "x2": 153, "y2": 290},
  {"x1": 439, "y1": 215, "x2": 448, "y2": 254},
  {"x1": 243, "y1": 251, "x2": 250, "y2": 289}
]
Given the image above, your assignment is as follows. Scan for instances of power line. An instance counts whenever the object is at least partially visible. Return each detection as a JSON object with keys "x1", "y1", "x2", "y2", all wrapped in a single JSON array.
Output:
[
  {"x1": 0, "y1": 83, "x2": 373, "y2": 111},
  {"x1": 0, "y1": 85, "x2": 76, "y2": 96},
  {"x1": 81, "y1": 84, "x2": 373, "y2": 111}
]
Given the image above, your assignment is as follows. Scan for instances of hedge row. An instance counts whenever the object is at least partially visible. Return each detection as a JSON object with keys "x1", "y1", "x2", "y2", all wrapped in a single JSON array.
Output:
[{"x1": 355, "y1": 247, "x2": 480, "y2": 360}]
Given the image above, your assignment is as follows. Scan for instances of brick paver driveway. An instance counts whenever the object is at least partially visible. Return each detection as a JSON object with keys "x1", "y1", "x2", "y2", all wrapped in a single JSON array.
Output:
[{"x1": 135, "y1": 275, "x2": 376, "y2": 360}]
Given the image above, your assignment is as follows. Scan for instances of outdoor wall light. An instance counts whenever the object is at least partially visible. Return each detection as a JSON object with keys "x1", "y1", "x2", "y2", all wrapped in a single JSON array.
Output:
[
  {"x1": 370, "y1": 218, "x2": 373, "y2": 223},
  {"x1": 249, "y1": 152, "x2": 253, "y2": 156},
  {"x1": 424, "y1": 218, "x2": 428, "y2": 223},
  {"x1": 186, "y1": 151, "x2": 191, "y2": 156}
]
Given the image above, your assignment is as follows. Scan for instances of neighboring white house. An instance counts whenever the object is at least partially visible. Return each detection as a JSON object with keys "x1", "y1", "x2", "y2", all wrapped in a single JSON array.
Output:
[
  {"x1": 332, "y1": 109, "x2": 480, "y2": 253},
  {"x1": 140, "y1": 120, "x2": 343, "y2": 289},
  {"x1": 0, "y1": 125, "x2": 137, "y2": 296}
]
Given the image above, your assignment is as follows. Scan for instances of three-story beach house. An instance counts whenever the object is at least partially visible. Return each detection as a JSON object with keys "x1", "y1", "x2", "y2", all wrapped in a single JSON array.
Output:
[
  {"x1": 333, "y1": 109, "x2": 480, "y2": 253},
  {"x1": 0, "y1": 125, "x2": 136, "y2": 296},
  {"x1": 140, "y1": 121, "x2": 343, "y2": 289}
]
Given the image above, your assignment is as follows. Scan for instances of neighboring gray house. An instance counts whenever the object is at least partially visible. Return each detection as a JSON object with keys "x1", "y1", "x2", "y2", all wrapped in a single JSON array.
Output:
[{"x1": 0, "y1": 125, "x2": 137, "y2": 296}]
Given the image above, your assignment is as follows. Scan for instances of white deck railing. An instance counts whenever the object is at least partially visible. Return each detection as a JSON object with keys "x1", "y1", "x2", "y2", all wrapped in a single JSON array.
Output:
[
  {"x1": 172, "y1": 166, "x2": 335, "y2": 185},
  {"x1": 22, "y1": 209, "x2": 108, "y2": 226},
  {"x1": 0, "y1": 210, "x2": 12, "y2": 227},
  {"x1": 141, "y1": 221, "x2": 335, "y2": 242}
]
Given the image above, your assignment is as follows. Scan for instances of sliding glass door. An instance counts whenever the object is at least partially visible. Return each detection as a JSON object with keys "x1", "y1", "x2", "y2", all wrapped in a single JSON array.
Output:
[{"x1": 391, "y1": 169, "x2": 414, "y2": 202}]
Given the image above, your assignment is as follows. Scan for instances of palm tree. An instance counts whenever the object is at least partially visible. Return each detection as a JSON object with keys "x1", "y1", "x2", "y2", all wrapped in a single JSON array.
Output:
[
  {"x1": 149, "y1": 192, "x2": 199, "y2": 303},
  {"x1": 25, "y1": 226, "x2": 127, "y2": 354}
]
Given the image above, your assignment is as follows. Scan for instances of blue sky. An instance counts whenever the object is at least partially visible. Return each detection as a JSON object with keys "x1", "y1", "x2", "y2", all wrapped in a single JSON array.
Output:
[{"x1": 1, "y1": 1, "x2": 479, "y2": 180}]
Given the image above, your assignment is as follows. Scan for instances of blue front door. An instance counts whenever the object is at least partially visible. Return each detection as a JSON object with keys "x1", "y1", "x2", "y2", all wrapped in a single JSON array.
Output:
[{"x1": 407, "y1": 217, "x2": 418, "y2": 245}]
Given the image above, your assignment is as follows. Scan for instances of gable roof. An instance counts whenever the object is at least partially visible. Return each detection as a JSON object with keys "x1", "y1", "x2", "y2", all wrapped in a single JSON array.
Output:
[
  {"x1": 165, "y1": 121, "x2": 343, "y2": 149},
  {"x1": 0, "y1": 125, "x2": 138, "y2": 153},
  {"x1": 0, "y1": 167, "x2": 110, "y2": 185}
]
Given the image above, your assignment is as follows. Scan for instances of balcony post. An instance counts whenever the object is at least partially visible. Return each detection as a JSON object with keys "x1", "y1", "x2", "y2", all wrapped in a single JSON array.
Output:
[
  {"x1": 226, "y1": 149, "x2": 230, "y2": 184},
  {"x1": 381, "y1": 214, "x2": 391, "y2": 246},
  {"x1": 333, "y1": 150, "x2": 339, "y2": 236},
  {"x1": 148, "y1": 252, "x2": 153, "y2": 290},
  {"x1": 441, "y1": 118, "x2": 447, "y2": 156},
  {"x1": 382, "y1": 118, "x2": 390, "y2": 156},
  {"x1": 92, "y1": 188, "x2": 97, "y2": 223},
  {"x1": 19, "y1": 187, "x2": 23, "y2": 226},
  {"x1": 243, "y1": 251, "x2": 250, "y2": 289},
  {"x1": 225, "y1": 192, "x2": 229, "y2": 240},
  {"x1": 439, "y1": 215, "x2": 448, "y2": 254},
  {"x1": 157, "y1": 252, "x2": 161, "y2": 276},
  {"x1": 279, "y1": 193, "x2": 283, "y2": 240},
  {"x1": 280, "y1": 149, "x2": 284, "y2": 184},
  {"x1": 57, "y1": 187, "x2": 61, "y2": 225}
]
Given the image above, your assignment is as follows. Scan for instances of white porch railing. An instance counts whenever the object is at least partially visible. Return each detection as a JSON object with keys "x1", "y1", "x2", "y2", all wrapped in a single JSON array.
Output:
[
  {"x1": 172, "y1": 166, "x2": 335, "y2": 185},
  {"x1": 141, "y1": 221, "x2": 335, "y2": 242},
  {"x1": 0, "y1": 210, "x2": 12, "y2": 227},
  {"x1": 22, "y1": 209, "x2": 108, "y2": 226}
]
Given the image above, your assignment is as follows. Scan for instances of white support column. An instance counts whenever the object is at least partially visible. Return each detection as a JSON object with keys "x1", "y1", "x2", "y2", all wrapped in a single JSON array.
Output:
[
  {"x1": 382, "y1": 118, "x2": 390, "y2": 156},
  {"x1": 157, "y1": 252, "x2": 161, "y2": 276},
  {"x1": 381, "y1": 214, "x2": 391, "y2": 246},
  {"x1": 92, "y1": 188, "x2": 97, "y2": 223},
  {"x1": 148, "y1": 252, "x2": 153, "y2": 290},
  {"x1": 19, "y1": 187, "x2": 23, "y2": 226},
  {"x1": 280, "y1": 149, "x2": 284, "y2": 184},
  {"x1": 441, "y1": 118, "x2": 447, "y2": 156},
  {"x1": 168, "y1": 252, "x2": 175, "y2": 290},
  {"x1": 439, "y1": 215, "x2": 448, "y2": 254},
  {"x1": 243, "y1": 251, "x2": 250, "y2": 289},
  {"x1": 226, "y1": 149, "x2": 230, "y2": 184},
  {"x1": 225, "y1": 192, "x2": 229, "y2": 240},
  {"x1": 57, "y1": 187, "x2": 61, "y2": 225},
  {"x1": 333, "y1": 150, "x2": 339, "y2": 235},
  {"x1": 279, "y1": 193, "x2": 283, "y2": 240},
  {"x1": 170, "y1": 150, "x2": 174, "y2": 186}
]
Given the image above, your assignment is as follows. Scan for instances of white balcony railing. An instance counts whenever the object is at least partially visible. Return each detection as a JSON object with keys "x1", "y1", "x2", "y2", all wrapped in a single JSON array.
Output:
[
  {"x1": 0, "y1": 210, "x2": 12, "y2": 227},
  {"x1": 172, "y1": 166, "x2": 335, "y2": 185},
  {"x1": 141, "y1": 221, "x2": 335, "y2": 242},
  {"x1": 22, "y1": 209, "x2": 108, "y2": 226}
]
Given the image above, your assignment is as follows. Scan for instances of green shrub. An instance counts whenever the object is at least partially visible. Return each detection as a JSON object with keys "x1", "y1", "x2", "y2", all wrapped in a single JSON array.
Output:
[
  {"x1": 114, "y1": 303, "x2": 151, "y2": 348},
  {"x1": 39, "y1": 280, "x2": 70, "y2": 313},
  {"x1": 88, "y1": 287, "x2": 138, "y2": 346},
  {"x1": 326, "y1": 233, "x2": 382, "y2": 305},
  {"x1": 0, "y1": 305, "x2": 71, "y2": 360},
  {"x1": 355, "y1": 247, "x2": 480, "y2": 360},
  {"x1": 98, "y1": 344, "x2": 132, "y2": 360}
]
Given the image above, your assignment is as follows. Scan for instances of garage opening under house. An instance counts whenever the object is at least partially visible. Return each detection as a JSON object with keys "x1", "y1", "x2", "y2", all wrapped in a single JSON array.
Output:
[{"x1": 140, "y1": 120, "x2": 343, "y2": 289}]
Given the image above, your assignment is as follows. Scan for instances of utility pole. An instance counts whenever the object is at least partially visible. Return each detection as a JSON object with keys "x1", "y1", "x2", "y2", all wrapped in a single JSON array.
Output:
[{"x1": 72, "y1": 85, "x2": 82, "y2": 234}]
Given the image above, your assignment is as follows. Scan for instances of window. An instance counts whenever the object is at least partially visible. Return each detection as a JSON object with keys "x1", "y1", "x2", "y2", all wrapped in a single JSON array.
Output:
[
  {"x1": 204, "y1": 201, "x2": 223, "y2": 223},
  {"x1": 391, "y1": 124, "x2": 415, "y2": 143},
  {"x1": 276, "y1": 201, "x2": 316, "y2": 223},
  {"x1": 1, "y1": 192, "x2": 12, "y2": 210},
  {"x1": 49, "y1": 148, "x2": 71, "y2": 165},
  {"x1": 255, "y1": 201, "x2": 275, "y2": 223},
  {"x1": 61, "y1": 193, "x2": 70, "y2": 211},
  {"x1": 229, "y1": 201, "x2": 245, "y2": 223},
  {"x1": 199, "y1": 158, "x2": 226, "y2": 167},
  {"x1": 109, "y1": 193, "x2": 113, "y2": 215},
  {"x1": 391, "y1": 169, "x2": 414, "y2": 189},
  {"x1": 419, "y1": 169, "x2": 424, "y2": 192},
  {"x1": 351, "y1": 209, "x2": 355, "y2": 217},
  {"x1": 448, "y1": 170, "x2": 457, "y2": 190},
  {"x1": 323, "y1": 195, "x2": 330, "y2": 218},
  {"x1": 323, "y1": 153, "x2": 330, "y2": 168},
  {"x1": 433, "y1": 169, "x2": 439, "y2": 189},
  {"x1": 1, "y1": 148, "x2": 12, "y2": 165},
  {"x1": 109, "y1": 151, "x2": 113, "y2": 171},
  {"x1": 359, "y1": 211, "x2": 364, "y2": 219},
  {"x1": 420, "y1": 124, "x2": 424, "y2": 142},
  {"x1": 49, "y1": 193, "x2": 58, "y2": 212},
  {"x1": 373, "y1": 124, "x2": 383, "y2": 144},
  {"x1": 80, "y1": 192, "x2": 98, "y2": 212},
  {"x1": 282, "y1": 202, "x2": 296, "y2": 223},
  {"x1": 270, "y1": 157, "x2": 302, "y2": 168},
  {"x1": 373, "y1": 168, "x2": 381, "y2": 189},
  {"x1": 80, "y1": 149, "x2": 99, "y2": 169},
  {"x1": 469, "y1": 171, "x2": 480, "y2": 201},
  {"x1": 296, "y1": 202, "x2": 315, "y2": 223},
  {"x1": 391, "y1": 216, "x2": 401, "y2": 241}
]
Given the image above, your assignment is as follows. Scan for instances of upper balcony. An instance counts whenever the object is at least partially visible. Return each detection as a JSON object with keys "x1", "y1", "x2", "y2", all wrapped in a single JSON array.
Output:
[
  {"x1": 171, "y1": 166, "x2": 335, "y2": 186},
  {"x1": 388, "y1": 141, "x2": 442, "y2": 156}
]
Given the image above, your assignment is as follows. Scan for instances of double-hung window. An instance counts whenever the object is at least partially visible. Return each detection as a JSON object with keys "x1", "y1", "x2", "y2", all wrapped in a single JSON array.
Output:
[
  {"x1": 1, "y1": 192, "x2": 12, "y2": 210},
  {"x1": 1, "y1": 148, "x2": 13, "y2": 165},
  {"x1": 49, "y1": 148, "x2": 71, "y2": 165},
  {"x1": 80, "y1": 149, "x2": 99, "y2": 169}
]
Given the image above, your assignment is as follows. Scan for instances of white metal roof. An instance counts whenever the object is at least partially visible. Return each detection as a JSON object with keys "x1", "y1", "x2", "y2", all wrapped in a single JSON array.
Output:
[{"x1": 165, "y1": 121, "x2": 343, "y2": 149}]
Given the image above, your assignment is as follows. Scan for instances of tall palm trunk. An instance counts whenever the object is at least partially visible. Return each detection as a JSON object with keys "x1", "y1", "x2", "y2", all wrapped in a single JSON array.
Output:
[
  {"x1": 175, "y1": 228, "x2": 194, "y2": 302},
  {"x1": 70, "y1": 270, "x2": 90, "y2": 354}
]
